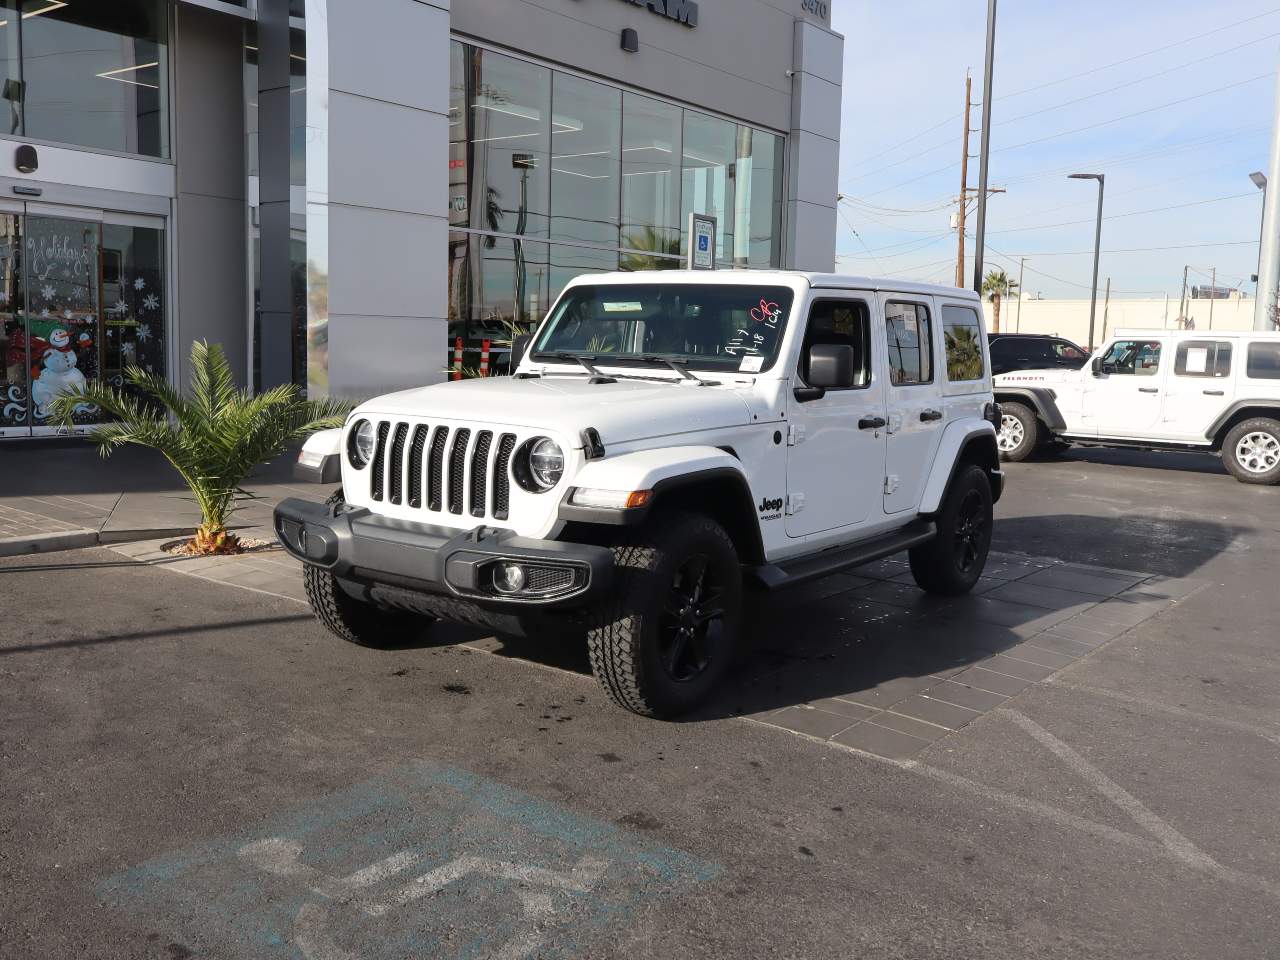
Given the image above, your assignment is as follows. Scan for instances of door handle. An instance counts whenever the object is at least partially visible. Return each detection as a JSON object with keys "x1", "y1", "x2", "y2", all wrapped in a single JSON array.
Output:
[
  {"x1": 1138, "y1": 387, "x2": 1159, "y2": 394},
  {"x1": 920, "y1": 409, "x2": 943, "y2": 422},
  {"x1": 859, "y1": 416, "x2": 887, "y2": 430},
  {"x1": 1203, "y1": 389, "x2": 1225, "y2": 396}
]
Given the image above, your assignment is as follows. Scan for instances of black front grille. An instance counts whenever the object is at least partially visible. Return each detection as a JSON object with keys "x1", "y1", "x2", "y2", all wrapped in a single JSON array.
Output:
[
  {"x1": 448, "y1": 429, "x2": 472, "y2": 515},
  {"x1": 369, "y1": 421, "x2": 391, "y2": 501},
  {"x1": 387, "y1": 422, "x2": 409, "y2": 504},
  {"x1": 469, "y1": 431, "x2": 493, "y2": 517},
  {"x1": 525, "y1": 566, "x2": 576, "y2": 594},
  {"x1": 493, "y1": 433, "x2": 517, "y2": 520},
  {"x1": 427, "y1": 426, "x2": 449, "y2": 511},
  {"x1": 407, "y1": 425, "x2": 428, "y2": 508}
]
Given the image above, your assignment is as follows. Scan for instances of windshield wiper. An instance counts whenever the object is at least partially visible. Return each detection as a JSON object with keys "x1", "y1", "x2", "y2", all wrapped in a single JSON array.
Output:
[
  {"x1": 641, "y1": 356, "x2": 718, "y2": 386},
  {"x1": 549, "y1": 352, "x2": 616, "y2": 385}
]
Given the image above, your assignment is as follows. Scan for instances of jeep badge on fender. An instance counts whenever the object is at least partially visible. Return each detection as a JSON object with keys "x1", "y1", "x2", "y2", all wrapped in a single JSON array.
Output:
[{"x1": 276, "y1": 271, "x2": 1004, "y2": 718}]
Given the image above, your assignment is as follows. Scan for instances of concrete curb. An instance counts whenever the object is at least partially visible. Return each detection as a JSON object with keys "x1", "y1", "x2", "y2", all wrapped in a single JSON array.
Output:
[{"x1": 0, "y1": 529, "x2": 100, "y2": 557}]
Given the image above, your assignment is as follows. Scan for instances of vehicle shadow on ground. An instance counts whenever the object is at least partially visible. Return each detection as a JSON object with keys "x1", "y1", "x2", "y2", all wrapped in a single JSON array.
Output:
[
  {"x1": 993, "y1": 514, "x2": 1244, "y2": 578},
  {"x1": 1046, "y1": 444, "x2": 1229, "y2": 477},
  {"x1": 470, "y1": 517, "x2": 1238, "y2": 722}
]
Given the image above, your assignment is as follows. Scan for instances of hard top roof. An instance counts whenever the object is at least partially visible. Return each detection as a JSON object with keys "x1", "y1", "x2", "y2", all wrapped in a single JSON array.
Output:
[{"x1": 563, "y1": 269, "x2": 981, "y2": 301}]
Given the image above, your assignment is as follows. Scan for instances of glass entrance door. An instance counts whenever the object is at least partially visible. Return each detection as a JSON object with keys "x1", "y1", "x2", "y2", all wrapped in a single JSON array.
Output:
[{"x1": 0, "y1": 203, "x2": 166, "y2": 437}]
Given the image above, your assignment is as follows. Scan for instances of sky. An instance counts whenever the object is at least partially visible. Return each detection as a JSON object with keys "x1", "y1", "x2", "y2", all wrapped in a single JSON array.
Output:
[{"x1": 831, "y1": 0, "x2": 1277, "y2": 300}]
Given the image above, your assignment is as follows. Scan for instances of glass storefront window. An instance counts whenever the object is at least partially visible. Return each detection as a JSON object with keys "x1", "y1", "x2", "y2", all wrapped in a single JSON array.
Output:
[
  {"x1": 550, "y1": 72, "x2": 620, "y2": 248},
  {"x1": 461, "y1": 47, "x2": 551, "y2": 238},
  {"x1": 448, "y1": 231, "x2": 548, "y2": 344},
  {"x1": 6, "y1": 0, "x2": 170, "y2": 158},
  {"x1": 681, "y1": 110, "x2": 736, "y2": 262},
  {"x1": 620, "y1": 93, "x2": 682, "y2": 261},
  {"x1": 548, "y1": 244, "x2": 617, "y2": 301},
  {"x1": 738, "y1": 128, "x2": 785, "y2": 269}
]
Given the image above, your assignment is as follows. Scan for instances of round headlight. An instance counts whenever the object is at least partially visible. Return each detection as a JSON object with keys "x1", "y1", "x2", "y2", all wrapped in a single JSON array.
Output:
[
  {"x1": 528, "y1": 438, "x2": 565, "y2": 491},
  {"x1": 348, "y1": 419, "x2": 376, "y2": 469}
]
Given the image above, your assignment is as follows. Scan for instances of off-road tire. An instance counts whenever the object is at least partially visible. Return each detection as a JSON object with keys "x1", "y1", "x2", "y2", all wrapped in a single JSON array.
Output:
[
  {"x1": 1221, "y1": 417, "x2": 1280, "y2": 485},
  {"x1": 302, "y1": 489, "x2": 432, "y2": 647},
  {"x1": 997, "y1": 401, "x2": 1041, "y2": 462},
  {"x1": 586, "y1": 511, "x2": 743, "y2": 719},
  {"x1": 909, "y1": 464, "x2": 994, "y2": 596}
]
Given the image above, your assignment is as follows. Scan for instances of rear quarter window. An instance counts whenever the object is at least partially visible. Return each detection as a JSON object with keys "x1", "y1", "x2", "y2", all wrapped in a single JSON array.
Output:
[
  {"x1": 942, "y1": 305, "x2": 985, "y2": 382},
  {"x1": 1246, "y1": 342, "x2": 1280, "y2": 380}
]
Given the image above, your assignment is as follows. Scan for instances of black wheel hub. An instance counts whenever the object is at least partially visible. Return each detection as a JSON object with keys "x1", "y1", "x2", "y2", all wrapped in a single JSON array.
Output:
[
  {"x1": 953, "y1": 490, "x2": 988, "y2": 573},
  {"x1": 658, "y1": 554, "x2": 725, "y2": 683}
]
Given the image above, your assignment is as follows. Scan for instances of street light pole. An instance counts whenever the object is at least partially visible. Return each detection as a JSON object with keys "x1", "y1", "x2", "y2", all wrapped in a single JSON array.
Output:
[
  {"x1": 1069, "y1": 173, "x2": 1105, "y2": 351},
  {"x1": 1016, "y1": 256, "x2": 1027, "y2": 331},
  {"x1": 972, "y1": 0, "x2": 997, "y2": 293},
  {"x1": 1256, "y1": 57, "x2": 1280, "y2": 330}
]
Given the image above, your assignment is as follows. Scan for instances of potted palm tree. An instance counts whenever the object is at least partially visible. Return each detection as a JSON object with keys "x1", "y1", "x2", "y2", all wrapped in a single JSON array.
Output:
[{"x1": 50, "y1": 340, "x2": 349, "y2": 556}]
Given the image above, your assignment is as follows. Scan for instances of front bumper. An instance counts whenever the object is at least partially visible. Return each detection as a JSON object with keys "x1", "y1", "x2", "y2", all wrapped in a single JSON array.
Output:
[{"x1": 273, "y1": 497, "x2": 613, "y2": 608}]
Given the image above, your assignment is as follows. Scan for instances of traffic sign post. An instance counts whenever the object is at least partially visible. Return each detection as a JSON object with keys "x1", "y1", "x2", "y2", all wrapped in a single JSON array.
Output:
[{"x1": 687, "y1": 213, "x2": 717, "y2": 270}]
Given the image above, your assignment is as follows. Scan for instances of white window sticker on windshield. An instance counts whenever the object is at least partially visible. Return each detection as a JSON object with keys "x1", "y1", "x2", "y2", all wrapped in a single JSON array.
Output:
[
  {"x1": 1185, "y1": 347, "x2": 1208, "y2": 374},
  {"x1": 602, "y1": 301, "x2": 643, "y2": 313},
  {"x1": 739, "y1": 354, "x2": 765, "y2": 373}
]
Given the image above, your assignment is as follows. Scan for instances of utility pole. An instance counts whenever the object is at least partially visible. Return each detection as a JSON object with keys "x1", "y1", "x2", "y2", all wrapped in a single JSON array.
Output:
[
  {"x1": 972, "y1": 0, "x2": 997, "y2": 293},
  {"x1": 955, "y1": 72, "x2": 972, "y2": 288},
  {"x1": 1100, "y1": 277, "x2": 1112, "y2": 344},
  {"x1": 1209, "y1": 267, "x2": 1216, "y2": 329},
  {"x1": 1016, "y1": 256, "x2": 1027, "y2": 332},
  {"x1": 1178, "y1": 265, "x2": 1189, "y2": 327}
]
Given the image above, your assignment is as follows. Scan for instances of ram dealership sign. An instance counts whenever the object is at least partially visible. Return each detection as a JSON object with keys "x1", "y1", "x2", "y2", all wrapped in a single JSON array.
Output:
[{"x1": 620, "y1": 0, "x2": 699, "y2": 28}]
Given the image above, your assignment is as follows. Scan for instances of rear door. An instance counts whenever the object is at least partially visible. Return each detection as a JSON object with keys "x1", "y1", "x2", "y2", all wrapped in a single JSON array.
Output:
[
  {"x1": 1159, "y1": 339, "x2": 1236, "y2": 441},
  {"x1": 785, "y1": 294, "x2": 887, "y2": 538},
  {"x1": 880, "y1": 295, "x2": 945, "y2": 515}
]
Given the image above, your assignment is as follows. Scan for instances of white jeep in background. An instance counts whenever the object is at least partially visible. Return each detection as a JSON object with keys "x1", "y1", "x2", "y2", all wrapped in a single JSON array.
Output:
[
  {"x1": 276, "y1": 272, "x2": 1004, "y2": 717},
  {"x1": 993, "y1": 328, "x2": 1280, "y2": 485}
]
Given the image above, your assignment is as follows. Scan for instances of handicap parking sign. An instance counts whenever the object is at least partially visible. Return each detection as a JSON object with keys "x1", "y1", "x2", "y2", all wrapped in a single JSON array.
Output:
[{"x1": 100, "y1": 763, "x2": 717, "y2": 959}]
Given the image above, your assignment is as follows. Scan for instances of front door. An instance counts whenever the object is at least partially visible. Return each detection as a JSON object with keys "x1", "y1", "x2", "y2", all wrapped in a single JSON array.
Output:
[
  {"x1": 1080, "y1": 337, "x2": 1167, "y2": 439},
  {"x1": 0, "y1": 203, "x2": 167, "y2": 437},
  {"x1": 785, "y1": 295, "x2": 886, "y2": 539}
]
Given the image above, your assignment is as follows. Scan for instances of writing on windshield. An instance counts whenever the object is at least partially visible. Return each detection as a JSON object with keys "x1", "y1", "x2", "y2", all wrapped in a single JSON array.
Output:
[{"x1": 534, "y1": 283, "x2": 794, "y2": 373}]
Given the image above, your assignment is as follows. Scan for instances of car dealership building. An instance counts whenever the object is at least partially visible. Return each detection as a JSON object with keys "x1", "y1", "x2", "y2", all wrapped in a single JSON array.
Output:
[{"x1": 0, "y1": 0, "x2": 843, "y2": 436}]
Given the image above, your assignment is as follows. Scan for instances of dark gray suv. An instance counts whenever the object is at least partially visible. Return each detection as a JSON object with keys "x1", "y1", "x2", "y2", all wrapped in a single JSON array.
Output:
[{"x1": 987, "y1": 333, "x2": 1089, "y2": 375}]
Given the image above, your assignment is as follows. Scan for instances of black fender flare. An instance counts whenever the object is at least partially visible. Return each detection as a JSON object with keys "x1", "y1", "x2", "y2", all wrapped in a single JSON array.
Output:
[
  {"x1": 993, "y1": 386, "x2": 1066, "y2": 433},
  {"x1": 1204, "y1": 400, "x2": 1280, "y2": 445}
]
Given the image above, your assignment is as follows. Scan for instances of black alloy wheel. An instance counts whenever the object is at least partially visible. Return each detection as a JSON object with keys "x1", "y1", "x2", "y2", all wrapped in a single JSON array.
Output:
[{"x1": 659, "y1": 554, "x2": 726, "y2": 683}]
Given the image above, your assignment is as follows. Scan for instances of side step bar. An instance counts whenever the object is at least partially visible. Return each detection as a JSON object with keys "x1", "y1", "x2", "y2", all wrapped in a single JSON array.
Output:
[{"x1": 749, "y1": 520, "x2": 936, "y2": 591}]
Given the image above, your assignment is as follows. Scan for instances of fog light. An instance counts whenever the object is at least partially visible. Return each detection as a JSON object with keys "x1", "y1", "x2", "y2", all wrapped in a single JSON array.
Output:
[{"x1": 493, "y1": 561, "x2": 527, "y2": 595}]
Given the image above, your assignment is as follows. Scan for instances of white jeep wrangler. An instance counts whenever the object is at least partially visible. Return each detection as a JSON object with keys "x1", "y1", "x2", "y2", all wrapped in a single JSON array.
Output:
[
  {"x1": 994, "y1": 328, "x2": 1280, "y2": 484},
  {"x1": 276, "y1": 272, "x2": 1004, "y2": 717}
]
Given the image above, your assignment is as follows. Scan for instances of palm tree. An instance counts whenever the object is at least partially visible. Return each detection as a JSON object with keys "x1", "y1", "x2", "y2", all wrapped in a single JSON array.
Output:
[
  {"x1": 50, "y1": 340, "x2": 349, "y2": 555},
  {"x1": 981, "y1": 269, "x2": 1019, "y2": 334},
  {"x1": 944, "y1": 324, "x2": 984, "y2": 380}
]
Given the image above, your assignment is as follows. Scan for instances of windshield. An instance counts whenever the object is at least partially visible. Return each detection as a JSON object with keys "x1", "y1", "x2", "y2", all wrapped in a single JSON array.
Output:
[{"x1": 533, "y1": 283, "x2": 795, "y2": 374}]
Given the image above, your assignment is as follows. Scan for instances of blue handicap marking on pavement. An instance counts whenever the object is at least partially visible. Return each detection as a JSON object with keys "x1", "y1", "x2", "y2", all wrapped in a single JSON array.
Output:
[{"x1": 99, "y1": 762, "x2": 719, "y2": 959}]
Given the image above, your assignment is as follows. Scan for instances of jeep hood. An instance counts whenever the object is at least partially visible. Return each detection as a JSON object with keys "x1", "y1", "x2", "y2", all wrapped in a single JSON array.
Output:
[{"x1": 358, "y1": 375, "x2": 754, "y2": 445}]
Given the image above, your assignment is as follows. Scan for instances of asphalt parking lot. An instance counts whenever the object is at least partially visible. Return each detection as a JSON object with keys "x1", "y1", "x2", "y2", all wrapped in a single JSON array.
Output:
[{"x1": 3, "y1": 446, "x2": 1279, "y2": 959}]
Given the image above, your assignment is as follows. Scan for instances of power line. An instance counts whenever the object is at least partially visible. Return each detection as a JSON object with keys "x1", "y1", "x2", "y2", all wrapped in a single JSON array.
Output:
[
  {"x1": 998, "y1": 31, "x2": 1280, "y2": 127},
  {"x1": 988, "y1": 192, "x2": 1257, "y2": 236},
  {"x1": 985, "y1": 244, "x2": 1164, "y2": 297},
  {"x1": 839, "y1": 8, "x2": 1280, "y2": 189},
  {"x1": 998, "y1": 6, "x2": 1280, "y2": 103},
  {"x1": 992, "y1": 74, "x2": 1270, "y2": 156},
  {"x1": 986, "y1": 240, "x2": 1256, "y2": 257}
]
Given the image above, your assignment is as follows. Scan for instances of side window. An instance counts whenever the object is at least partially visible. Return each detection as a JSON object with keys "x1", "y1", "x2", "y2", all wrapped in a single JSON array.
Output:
[
  {"x1": 1053, "y1": 340, "x2": 1087, "y2": 361},
  {"x1": 799, "y1": 300, "x2": 871, "y2": 389},
  {"x1": 885, "y1": 301, "x2": 933, "y2": 386},
  {"x1": 1246, "y1": 342, "x2": 1280, "y2": 380},
  {"x1": 1099, "y1": 339, "x2": 1162, "y2": 376},
  {"x1": 941, "y1": 305, "x2": 985, "y2": 382},
  {"x1": 1174, "y1": 340, "x2": 1232, "y2": 378}
]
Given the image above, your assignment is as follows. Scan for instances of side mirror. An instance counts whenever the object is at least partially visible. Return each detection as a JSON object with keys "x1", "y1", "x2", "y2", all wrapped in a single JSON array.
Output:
[
  {"x1": 808, "y1": 343, "x2": 857, "y2": 389},
  {"x1": 1091, "y1": 356, "x2": 1104, "y2": 376},
  {"x1": 511, "y1": 334, "x2": 532, "y2": 370}
]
